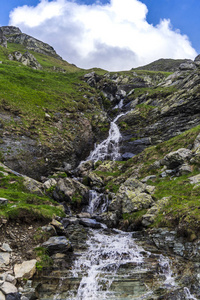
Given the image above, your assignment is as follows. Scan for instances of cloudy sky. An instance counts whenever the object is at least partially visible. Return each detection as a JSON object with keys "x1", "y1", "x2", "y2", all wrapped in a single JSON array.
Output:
[{"x1": 0, "y1": 0, "x2": 199, "y2": 71}]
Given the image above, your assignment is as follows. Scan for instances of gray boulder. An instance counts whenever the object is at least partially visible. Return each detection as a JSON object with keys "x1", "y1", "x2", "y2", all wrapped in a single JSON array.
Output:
[
  {"x1": 179, "y1": 62, "x2": 196, "y2": 70},
  {"x1": 116, "y1": 178, "x2": 154, "y2": 214},
  {"x1": 8, "y1": 51, "x2": 42, "y2": 70},
  {"x1": 79, "y1": 218, "x2": 103, "y2": 229},
  {"x1": 42, "y1": 236, "x2": 73, "y2": 255},
  {"x1": 5, "y1": 293, "x2": 21, "y2": 300},
  {"x1": 54, "y1": 177, "x2": 89, "y2": 205},
  {"x1": 162, "y1": 148, "x2": 192, "y2": 169}
]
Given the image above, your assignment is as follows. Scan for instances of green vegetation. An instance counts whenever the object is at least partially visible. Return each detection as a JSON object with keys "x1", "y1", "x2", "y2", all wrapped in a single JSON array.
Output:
[
  {"x1": 35, "y1": 247, "x2": 53, "y2": 271},
  {"x1": 150, "y1": 173, "x2": 200, "y2": 235},
  {"x1": 0, "y1": 167, "x2": 64, "y2": 221}
]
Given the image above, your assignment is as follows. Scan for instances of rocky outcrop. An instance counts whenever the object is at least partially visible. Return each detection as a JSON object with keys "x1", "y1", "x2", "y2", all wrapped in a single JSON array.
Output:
[
  {"x1": 0, "y1": 26, "x2": 61, "y2": 60},
  {"x1": 0, "y1": 28, "x2": 7, "y2": 48},
  {"x1": 8, "y1": 51, "x2": 42, "y2": 70},
  {"x1": 117, "y1": 178, "x2": 154, "y2": 214}
]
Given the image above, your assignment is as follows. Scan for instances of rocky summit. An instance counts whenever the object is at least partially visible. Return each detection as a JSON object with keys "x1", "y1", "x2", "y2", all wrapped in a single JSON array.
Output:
[{"x1": 0, "y1": 26, "x2": 200, "y2": 299}]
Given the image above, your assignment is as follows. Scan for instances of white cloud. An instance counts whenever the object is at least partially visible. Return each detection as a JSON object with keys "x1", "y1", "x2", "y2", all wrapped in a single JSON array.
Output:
[{"x1": 9, "y1": 0, "x2": 197, "y2": 71}]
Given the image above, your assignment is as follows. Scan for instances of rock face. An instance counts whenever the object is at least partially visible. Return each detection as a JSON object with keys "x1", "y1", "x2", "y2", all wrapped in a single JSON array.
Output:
[{"x1": 0, "y1": 26, "x2": 61, "y2": 59}]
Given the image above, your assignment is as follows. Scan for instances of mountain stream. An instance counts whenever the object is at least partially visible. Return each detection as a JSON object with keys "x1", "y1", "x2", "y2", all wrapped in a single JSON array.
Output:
[{"x1": 36, "y1": 111, "x2": 198, "y2": 299}]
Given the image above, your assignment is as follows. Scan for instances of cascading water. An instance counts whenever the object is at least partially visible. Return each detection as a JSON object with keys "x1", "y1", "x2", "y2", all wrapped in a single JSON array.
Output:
[
  {"x1": 86, "y1": 190, "x2": 108, "y2": 215},
  {"x1": 87, "y1": 113, "x2": 125, "y2": 162}
]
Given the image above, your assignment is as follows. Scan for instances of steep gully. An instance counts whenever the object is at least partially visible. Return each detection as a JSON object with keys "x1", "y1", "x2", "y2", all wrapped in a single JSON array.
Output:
[{"x1": 50, "y1": 104, "x2": 197, "y2": 299}]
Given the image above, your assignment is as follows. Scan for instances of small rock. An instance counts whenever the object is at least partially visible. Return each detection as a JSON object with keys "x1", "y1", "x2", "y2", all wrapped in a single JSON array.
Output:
[
  {"x1": 0, "y1": 252, "x2": 10, "y2": 267},
  {"x1": 122, "y1": 152, "x2": 135, "y2": 160},
  {"x1": 1, "y1": 243, "x2": 12, "y2": 252},
  {"x1": 0, "y1": 282, "x2": 17, "y2": 294},
  {"x1": 141, "y1": 175, "x2": 156, "y2": 183},
  {"x1": 5, "y1": 274, "x2": 16, "y2": 285}
]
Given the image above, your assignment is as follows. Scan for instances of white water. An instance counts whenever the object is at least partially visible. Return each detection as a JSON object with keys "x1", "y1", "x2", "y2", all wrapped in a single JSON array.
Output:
[
  {"x1": 184, "y1": 287, "x2": 198, "y2": 300},
  {"x1": 158, "y1": 254, "x2": 176, "y2": 287},
  {"x1": 70, "y1": 229, "x2": 146, "y2": 300},
  {"x1": 87, "y1": 113, "x2": 125, "y2": 162},
  {"x1": 86, "y1": 190, "x2": 108, "y2": 215}
]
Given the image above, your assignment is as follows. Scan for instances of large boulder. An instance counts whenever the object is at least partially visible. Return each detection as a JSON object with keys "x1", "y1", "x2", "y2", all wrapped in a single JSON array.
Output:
[
  {"x1": 161, "y1": 148, "x2": 192, "y2": 169},
  {"x1": 42, "y1": 236, "x2": 72, "y2": 255},
  {"x1": 116, "y1": 178, "x2": 154, "y2": 214},
  {"x1": 54, "y1": 177, "x2": 89, "y2": 206}
]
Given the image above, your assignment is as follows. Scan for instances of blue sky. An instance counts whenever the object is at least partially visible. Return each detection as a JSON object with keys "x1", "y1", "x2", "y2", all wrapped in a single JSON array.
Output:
[{"x1": 0, "y1": 0, "x2": 199, "y2": 70}]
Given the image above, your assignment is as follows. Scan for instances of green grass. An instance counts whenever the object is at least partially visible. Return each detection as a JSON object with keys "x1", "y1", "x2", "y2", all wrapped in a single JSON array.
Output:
[
  {"x1": 149, "y1": 173, "x2": 200, "y2": 234},
  {"x1": 0, "y1": 168, "x2": 64, "y2": 220}
]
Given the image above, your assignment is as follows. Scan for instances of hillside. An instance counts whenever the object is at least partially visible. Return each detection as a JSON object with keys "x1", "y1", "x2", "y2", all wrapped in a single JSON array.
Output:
[{"x1": 0, "y1": 26, "x2": 200, "y2": 298}]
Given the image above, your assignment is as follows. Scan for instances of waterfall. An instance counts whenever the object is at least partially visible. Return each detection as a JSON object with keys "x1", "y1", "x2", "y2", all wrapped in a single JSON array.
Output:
[
  {"x1": 87, "y1": 113, "x2": 125, "y2": 162},
  {"x1": 69, "y1": 229, "x2": 148, "y2": 300},
  {"x1": 86, "y1": 190, "x2": 108, "y2": 215}
]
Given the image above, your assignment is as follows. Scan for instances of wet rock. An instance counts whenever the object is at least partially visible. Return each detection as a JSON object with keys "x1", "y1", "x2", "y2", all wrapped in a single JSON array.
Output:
[
  {"x1": 5, "y1": 293, "x2": 21, "y2": 300},
  {"x1": 79, "y1": 218, "x2": 103, "y2": 229},
  {"x1": 65, "y1": 224, "x2": 88, "y2": 250},
  {"x1": 100, "y1": 212, "x2": 118, "y2": 227},
  {"x1": 50, "y1": 219, "x2": 65, "y2": 235},
  {"x1": 42, "y1": 236, "x2": 72, "y2": 255},
  {"x1": 14, "y1": 259, "x2": 37, "y2": 280}
]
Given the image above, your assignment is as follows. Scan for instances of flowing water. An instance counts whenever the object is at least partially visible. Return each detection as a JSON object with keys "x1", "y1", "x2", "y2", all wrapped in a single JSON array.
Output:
[
  {"x1": 87, "y1": 113, "x2": 125, "y2": 162},
  {"x1": 45, "y1": 111, "x2": 198, "y2": 299}
]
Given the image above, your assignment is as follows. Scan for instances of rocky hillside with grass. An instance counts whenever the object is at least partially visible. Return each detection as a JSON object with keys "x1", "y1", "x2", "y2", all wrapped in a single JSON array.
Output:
[{"x1": 1, "y1": 26, "x2": 200, "y2": 298}]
